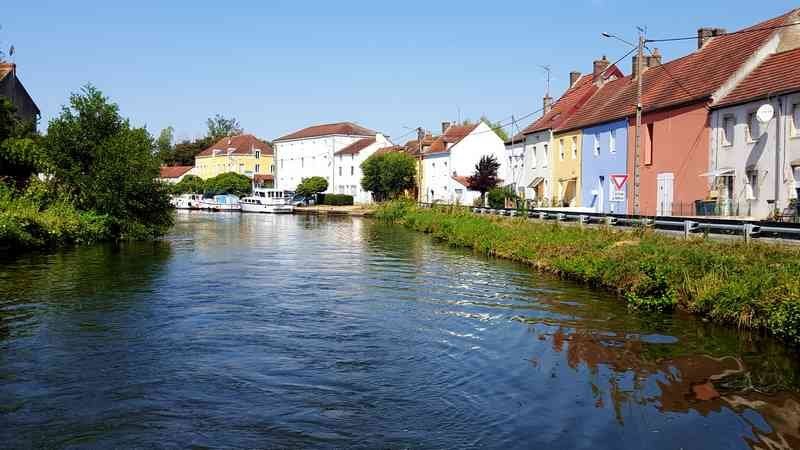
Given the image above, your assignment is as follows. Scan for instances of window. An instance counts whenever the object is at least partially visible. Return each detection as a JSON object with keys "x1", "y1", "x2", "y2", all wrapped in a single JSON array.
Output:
[
  {"x1": 559, "y1": 139, "x2": 565, "y2": 161},
  {"x1": 338, "y1": 166, "x2": 342, "y2": 176},
  {"x1": 255, "y1": 164, "x2": 260, "y2": 173},
  {"x1": 645, "y1": 123, "x2": 654, "y2": 165},
  {"x1": 747, "y1": 111, "x2": 760, "y2": 142},
  {"x1": 238, "y1": 163, "x2": 244, "y2": 173},
  {"x1": 301, "y1": 157, "x2": 304, "y2": 168},
  {"x1": 350, "y1": 166, "x2": 354, "y2": 176},
  {"x1": 609, "y1": 129, "x2": 616, "y2": 153},
  {"x1": 281, "y1": 159, "x2": 284, "y2": 169},
  {"x1": 531, "y1": 147, "x2": 537, "y2": 168},
  {"x1": 543, "y1": 144, "x2": 549, "y2": 167},
  {"x1": 722, "y1": 115, "x2": 735, "y2": 146},
  {"x1": 593, "y1": 135, "x2": 600, "y2": 156},
  {"x1": 270, "y1": 164, "x2": 274, "y2": 174},
  {"x1": 792, "y1": 103, "x2": 800, "y2": 137},
  {"x1": 571, "y1": 137, "x2": 578, "y2": 159},
  {"x1": 255, "y1": 150, "x2": 261, "y2": 159}
]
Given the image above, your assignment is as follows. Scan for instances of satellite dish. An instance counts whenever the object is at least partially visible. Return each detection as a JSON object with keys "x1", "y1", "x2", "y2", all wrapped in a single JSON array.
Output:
[{"x1": 757, "y1": 103, "x2": 774, "y2": 123}]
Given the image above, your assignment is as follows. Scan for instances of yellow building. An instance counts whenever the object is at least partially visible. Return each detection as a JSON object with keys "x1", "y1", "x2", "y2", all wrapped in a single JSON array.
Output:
[
  {"x1": 194, "y1": 134, "x2": 274, "y2": 186},
  {"x1": 551, "y1": 129, "x2": 582, "y2": 207}
]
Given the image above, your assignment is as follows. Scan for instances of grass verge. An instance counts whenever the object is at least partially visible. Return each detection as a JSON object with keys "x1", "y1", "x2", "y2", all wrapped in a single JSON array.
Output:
[{"x1": 375, "y1": 201, "x2": 800, "y2": 345}]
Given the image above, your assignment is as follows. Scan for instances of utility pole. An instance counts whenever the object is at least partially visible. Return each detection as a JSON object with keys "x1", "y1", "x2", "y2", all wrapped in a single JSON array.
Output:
[{"x1": 633, "y1": 31, "x2": 645, "y2": 216}]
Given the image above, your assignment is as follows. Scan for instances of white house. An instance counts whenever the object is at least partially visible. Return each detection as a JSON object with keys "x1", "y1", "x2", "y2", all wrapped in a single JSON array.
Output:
[
  {"x1": 158, "y1": 165, "x2": 194, "y2": 184},
  {"x1": 332, "y1": 133, "x2": 393, "y2": 203},
  {"x1": 273, "y1": 122, "x2": 378, "y2": 192},
  {"x1": 709, "y1": 47, "x2": 800, "y2": 219},
  {"x1": 421, "y1": 121, "x2": 507, "y2": 205}
]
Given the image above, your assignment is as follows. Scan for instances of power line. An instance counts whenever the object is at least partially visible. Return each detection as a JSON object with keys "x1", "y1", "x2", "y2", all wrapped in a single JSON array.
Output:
[
  {"x1": 593, "y1": 46, "x2": 638, "y2": 82},
  {"x1": 643, "y1": 45, "x2": 711, "y2": 112},
  {"x1": 646, "y1": 20, "x2": 800, "y2": 43}
]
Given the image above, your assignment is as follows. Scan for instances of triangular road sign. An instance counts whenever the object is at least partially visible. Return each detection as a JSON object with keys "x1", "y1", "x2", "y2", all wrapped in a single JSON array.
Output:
[{"x1": 611, "y1": 174, "x2": 628, "y2": 190}]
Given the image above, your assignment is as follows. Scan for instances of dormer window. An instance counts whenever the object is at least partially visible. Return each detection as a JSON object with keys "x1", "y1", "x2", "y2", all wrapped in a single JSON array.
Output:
[{"x1": 255, "y1": 149, "x2": 261, "y2": 159}]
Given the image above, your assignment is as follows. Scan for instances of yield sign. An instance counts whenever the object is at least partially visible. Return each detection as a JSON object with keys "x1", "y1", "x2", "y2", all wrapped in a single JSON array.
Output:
[{"x1": 610, "y1": 174, "x2": 628, "y2": 190}]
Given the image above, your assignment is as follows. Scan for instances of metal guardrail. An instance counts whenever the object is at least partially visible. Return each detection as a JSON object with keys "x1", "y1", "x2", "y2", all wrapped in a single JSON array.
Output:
[{"x1": 417, "y1": 203, "x2": 800, "y2": 241}]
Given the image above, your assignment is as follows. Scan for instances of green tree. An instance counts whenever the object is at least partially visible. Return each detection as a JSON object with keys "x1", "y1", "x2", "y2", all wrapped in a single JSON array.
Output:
[
  {"x1": 155, "y1": 126, "x2": 174, "y2": 162},
  {"x1": 0, "y1": 98, "x2": 41, "y2": 188},
  {"x1": 171, "y1": 174, "x2": 205, "y2": 194},
  {"x1": 467, "y1": 154, "x2": 501, "y2": 204},
  {"x1": 42, "y1": 84, "x2": 173, "y2": 239},
  {"x1": 487, "y1": 186, "x2": 516, "y2": 209},
  {"x1": 206, "y1": 114, "x2": 243, "y2": 141},
  {"x1": 204, "y1": 172, "x2": 251, "y2": 196},
  {"x1": 166, "y1": 136, "x2": 212, "y2": 166},
  {"x1": 459, "y1": 117, "x2": 508, "y2": 141},
  {"x1": 361, "y1": 151, "x2": 416, "y2": 202},
  {"x1": 295, "y1": 176, "x2": 328, "y2": 201}
]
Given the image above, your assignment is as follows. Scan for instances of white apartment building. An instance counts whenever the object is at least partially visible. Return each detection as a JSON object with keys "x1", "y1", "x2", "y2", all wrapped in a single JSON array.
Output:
[{"x1": 332, "y1": 133, "x2": 393, "y2": 204}]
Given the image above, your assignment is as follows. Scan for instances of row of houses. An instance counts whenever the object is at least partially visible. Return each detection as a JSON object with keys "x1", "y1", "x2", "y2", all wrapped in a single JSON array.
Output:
[
  {"x1": 162, "y1": 8, "x2": 800, "y2": 219},
  {"x1": 504, "y1": 8, "x2": 800, "y2": 219}
]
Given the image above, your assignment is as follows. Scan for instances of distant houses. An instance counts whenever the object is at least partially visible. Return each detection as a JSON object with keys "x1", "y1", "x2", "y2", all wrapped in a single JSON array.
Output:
[
  {"x1": 332, "y1": 133, "x2": 392, "y2": 203},
  {"x1": 194, "y1": 134, "x2": 274, "y2": 187},
  {"x1": 0, "y1": 62, "x2": 39, "y2": 123},
  {"x1": 158, "y1": 165, "x2": 194, "y2": 184}
]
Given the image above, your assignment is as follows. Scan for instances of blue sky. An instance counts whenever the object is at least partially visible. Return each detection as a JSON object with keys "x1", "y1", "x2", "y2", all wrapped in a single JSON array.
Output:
[{"x1": 4, "y1": 1, "x2": 797, "y2": 143}]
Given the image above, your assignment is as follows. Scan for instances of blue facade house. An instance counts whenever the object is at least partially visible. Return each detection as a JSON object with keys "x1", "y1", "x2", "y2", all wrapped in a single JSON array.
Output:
[{"x1": 579, "y1": 119, "x2": 628, "y2": 214}]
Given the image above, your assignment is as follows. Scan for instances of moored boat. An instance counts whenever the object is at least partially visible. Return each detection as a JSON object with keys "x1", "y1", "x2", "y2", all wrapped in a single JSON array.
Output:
[
  {"x1": 198, "y1": 194, "x2": 241, "y2": 211},
  {"x1": 171, "y1": 193, "x2": 202, "y2": 210},
  {"x1": 241, "y1": 189, "x2": 294, "y2": 213}
]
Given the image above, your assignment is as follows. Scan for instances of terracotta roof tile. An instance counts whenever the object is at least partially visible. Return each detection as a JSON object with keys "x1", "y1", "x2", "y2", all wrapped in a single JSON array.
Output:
[
  {"x1": 159, "y1": 165, "x2": 193, "y2": 178},
  {"x1": 522, "y1": 68, "x2": 622, "y2": 135},
  {"x1": 275, "y1": 122, "x2": 377, "y2": 141},
  {"x1": 452, "y1": 175, "x2": 470, "y2": 187},
  {"x1": 559, "y1": 9, "x2": 799, "y2": 131},
  {"x1": 334, "y1": 136, "x2": 376, "y2": 156},
  {"x1": 715, "y1": 47, "x2": 800, "y2": 107},
  {"x1": 253, "y1": 174, "x2": 274, "y2": 183},
  {"x1": 196, "y1": 134, "x2": 273, "y2": 157},
  {"x1": 373, "y1": 145, "x2": 406, "y2": 156},
  {"x1": 425, "y1": 124, "x2": 478, "y2": 154}
]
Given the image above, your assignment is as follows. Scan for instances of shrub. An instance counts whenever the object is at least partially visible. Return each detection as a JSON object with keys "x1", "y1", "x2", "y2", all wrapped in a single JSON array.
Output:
[
  {"x1": 487, "y1": 186, "x2": 516, "y2": 209},
  {"x1": 318, "y1": 194, "x2": 354, "y2": 206}
]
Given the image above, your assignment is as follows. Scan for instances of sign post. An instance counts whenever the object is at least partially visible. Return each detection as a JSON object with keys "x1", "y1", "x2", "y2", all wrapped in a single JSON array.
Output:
[{"x1": 610, "y1": 174, "x2": 628, "y2": 203}]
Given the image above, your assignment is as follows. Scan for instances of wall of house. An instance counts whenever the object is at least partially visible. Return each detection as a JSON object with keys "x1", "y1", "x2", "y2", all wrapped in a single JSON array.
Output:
[
  {"x1": 194, "y1": 154, "x2": 274, "y2": 180},
  {"x1": 523, "y1": 130, "x2": 553, "y2": 205},
  {"x1": 627, "y1": 101, "x2": 710, "y2": 216},
  {"x1": 421, "y1": 153, "x2": 452, "y2": 203},
  {"x1": 275, "y1": 135, "x2": 366, "y2": 191},
  {"x1": 332, "y1": 134, "x2": 391, "y2": 204},
  {"x1": 709, "y1": 93, "x2": 800, "y2": 219},
  {"x1": 504, "y1": 141, "x2": 526, "y2": 196},
  {"x1": 551, "y1": 129, "x2": 583, "y2": 206},
  {"x1": 450, "y1": 122, "x2": 508, "y2": 180},
  {"x1": 580, "y1": 119, "x2": 629, "y2": 214}
]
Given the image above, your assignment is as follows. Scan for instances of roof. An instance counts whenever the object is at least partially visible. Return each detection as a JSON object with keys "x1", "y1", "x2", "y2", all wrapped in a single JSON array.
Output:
[
  {"x1": 274, "y1": 122, "x2": 377, "y2": 142},
  {"x1": 159, "y1": 165, "x2": 193, "y2": 178},
  {"x1": 522, "y1": 68, "x2": 622, "y2": 135},
  {"x1": 0, "y1": 65, "x2": 11, "y2": 82},
  {"x1": 559, "y1": 9, "x2": 799, "y2": 131},
  {"x1": 452, "y1": 175, "x2": 470, "y2": 187},
  {"x1": 196, "y1": 134, "x2": 273, "y2": 157},
  {"x1": 715, "y1": 47, "x2": 800, "y2": 108},
  {"x1": 253, "y1": 174, "x2": 274, "y2": 183},
  {"x1": 424, "y1": 124, "x2": 478, "y2": 154},
  {"x1": 403, "y1": 134, "x2": 436, "y2": 156},
  {"x1": 373, "y1": 145, "x2": 406, "y2": 156},
  {"x1": 334, "y1": 136, "x2": 376, "y2": 156}
]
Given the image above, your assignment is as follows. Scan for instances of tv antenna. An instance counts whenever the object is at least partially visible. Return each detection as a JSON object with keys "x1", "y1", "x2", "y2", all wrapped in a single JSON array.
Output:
[{"x1": 540, "y1": 65, "x2": 552, "y2": 97}]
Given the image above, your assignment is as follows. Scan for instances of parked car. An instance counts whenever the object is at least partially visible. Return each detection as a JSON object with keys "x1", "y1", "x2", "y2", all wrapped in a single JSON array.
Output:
[{"x1": 291, "y1": 194, "x2": 316, "y2": 206}]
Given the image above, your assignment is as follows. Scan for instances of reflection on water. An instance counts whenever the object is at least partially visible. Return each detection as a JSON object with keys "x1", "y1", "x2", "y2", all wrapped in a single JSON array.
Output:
[{"x1": 1, "y1": 211, "x2": 799, "y2": 449}]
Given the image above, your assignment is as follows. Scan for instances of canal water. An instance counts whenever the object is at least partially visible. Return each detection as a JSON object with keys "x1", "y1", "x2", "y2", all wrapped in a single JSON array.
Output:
[{"x1": 1, "y1": 212, "x2": 800, "y2": 449}]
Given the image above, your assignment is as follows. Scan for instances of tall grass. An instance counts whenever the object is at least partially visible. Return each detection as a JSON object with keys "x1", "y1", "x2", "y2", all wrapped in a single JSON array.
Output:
[{"x1": 375, "y1": 202, "x2": 800, "y2": 345}]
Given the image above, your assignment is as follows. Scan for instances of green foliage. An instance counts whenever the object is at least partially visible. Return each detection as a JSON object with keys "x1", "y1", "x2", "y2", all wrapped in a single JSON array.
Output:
[
  {"x1": 467, "y1": 155, "x2": 501, "y2": 201},
  {"x1": 360, "y1": 151, "x2": 416, "y2": 202},
  {"x1": 171, "y1": 174, "x2": 205, "y2": 194},
  {"x1": 204, "y1": 172, "x2": 251, "y2": 196},
  {"x1": 296, "y1": 176, "x2": 329, "y2": 198},
  {"x1": 155, "y1": 126, "x2": 174, "y2": 162},
  {"x1": 206, "y1": 114, "x2": 243, "y2": 141},
  {"x1": 460, "y1": 117, "x2": 508, "y2": 141},
  {"x1": 0, "y1": 97, "x2": 42, "y2": 187},
  {"x1": 318, "y1": 193, "x2": 353, "y2": 206},
  {"x1": 487, "y1": 186, "x2": 516, "y2": 209},
  {"x1": 374, "y1": 201, "x2": 800, "y2": 345}
]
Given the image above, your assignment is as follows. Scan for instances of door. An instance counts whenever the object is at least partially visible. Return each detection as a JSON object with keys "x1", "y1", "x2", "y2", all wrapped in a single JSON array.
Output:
[
  {"x1": 596, "y1": 176, "x2": 605, "y2": 213},
  {"x1": 656, "y1": 173, "x2": 674, "y2": 216}
]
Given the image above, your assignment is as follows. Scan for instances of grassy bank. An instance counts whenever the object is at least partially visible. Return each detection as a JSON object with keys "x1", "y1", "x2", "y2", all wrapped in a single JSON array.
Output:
[{"x1": 375, "y1": 201, "x2": 800, "y2": 345}]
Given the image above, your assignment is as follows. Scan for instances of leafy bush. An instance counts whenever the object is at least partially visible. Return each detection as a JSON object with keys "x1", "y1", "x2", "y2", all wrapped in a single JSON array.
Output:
[
  {"x1": 171, "y1": 174, "x2": 205, "y2": 194},
  {"x1": 487, "y1": 186, "x2": 516, "y2": 209},
  {"x1": 318, "y1": 194, "x2": 354, "y2": 206},
  {"x1": 204, "y1": 172, "x2": 251, "y2": 196},
  {"x1": 296, "y1": 176, "x2": 329, "y2": 199},
  {"x1": 361, "y1": 151, "x2": 416, "y2": 202}
]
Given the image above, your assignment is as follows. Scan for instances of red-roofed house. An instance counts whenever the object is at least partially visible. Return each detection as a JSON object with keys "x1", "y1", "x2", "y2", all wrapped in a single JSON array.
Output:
[
  {"x1": 332, "y1": 133, "x2": 392, "y2": 203},
  {"x1": 194, "y1": 134, "x2": 274, "y2": 186},
  {"x1": 158, "y1": 165, "x2": 194, "y2": 184},
  {"x1": 708, "y1": 45, "x2": 800, "y2": 219},
  {"x1": 557, "y1": 8, "x2": 800, "y2": 216},
  {"x1": 273, "y1": 122, "x2": 379, "y2": 191},
  {"x1": 421, "y1": 121, "x2": 506, "y2": 205}
]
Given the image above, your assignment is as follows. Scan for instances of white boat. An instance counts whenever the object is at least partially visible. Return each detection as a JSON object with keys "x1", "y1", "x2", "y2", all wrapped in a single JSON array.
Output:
[
  {"x1": 241, "y1": 189, "x2": 295, "y2": 214},
  {"x1": 171, "y1": 193, "x2": 202, "y2": 210},
  {"x1": 198, "y1": 194, "x2": 241, "y2": 211}
]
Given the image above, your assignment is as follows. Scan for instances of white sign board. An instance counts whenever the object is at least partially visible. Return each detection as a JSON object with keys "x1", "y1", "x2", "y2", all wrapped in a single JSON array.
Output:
[{"x1": 610, "y1": 174, "x2": 628, "y2": 202}]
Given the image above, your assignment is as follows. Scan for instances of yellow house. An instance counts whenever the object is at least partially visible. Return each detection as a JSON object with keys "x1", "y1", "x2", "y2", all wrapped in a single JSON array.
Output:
[
  {"x1": 551, "y1": 129, "x2": 582, "y2": 207},
  {"x1": 194, "y1": 134, "x2": 274, "y2": 186}
]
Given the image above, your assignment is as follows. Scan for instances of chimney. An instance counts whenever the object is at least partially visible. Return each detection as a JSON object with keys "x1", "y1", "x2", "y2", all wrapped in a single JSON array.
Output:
[
  {"x1": 593, "y1": 55, "x2": 610, "y2": 78},
  {"x1": 542, "y1": 95, "x2": 553, "y2": 115},
  {"x1": 697, "y1": 27, "x2": 727, "y2": 49},
  {"x1": 569, "y1": 71, "x2": 581, "y2": 87},
  {"x1": 441, "y1": 121, "x2": 451, "y2": 133},
  {"x1": 646, "y1": 48, "x2": 662, "y2": 68}
]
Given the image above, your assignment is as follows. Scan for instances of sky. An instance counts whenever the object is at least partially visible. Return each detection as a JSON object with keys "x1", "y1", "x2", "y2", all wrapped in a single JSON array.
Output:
[{"x1": 3, "y1": 1, "x2": 798, "y2": 143}]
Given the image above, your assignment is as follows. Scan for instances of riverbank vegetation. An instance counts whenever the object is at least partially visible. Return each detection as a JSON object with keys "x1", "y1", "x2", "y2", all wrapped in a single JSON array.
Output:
[
  {"x1": 375, "y1": 201, "x2": 800, "y2": 345},
  {"x1": 0, "y1": 85, "x2": 173, "y2": 251}
]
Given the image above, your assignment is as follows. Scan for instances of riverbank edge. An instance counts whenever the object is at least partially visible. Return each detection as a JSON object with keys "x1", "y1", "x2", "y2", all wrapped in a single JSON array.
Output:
[
  {"x1": 374, "y1": 201, "x2": 800, "y2": 346},
  {"x1": 294, "y1": 205, "x2": 375, "y2": 216}
]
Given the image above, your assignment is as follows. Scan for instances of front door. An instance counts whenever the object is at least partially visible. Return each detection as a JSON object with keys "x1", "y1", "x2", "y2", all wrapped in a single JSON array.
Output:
[
  {"x1": 596, "y1": 176, "x2": 605, "y2": 213},
  {"x1": 656, "y1": 173, "x2": 674, "y2": 216}
]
